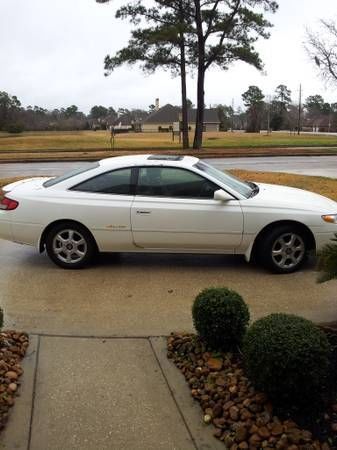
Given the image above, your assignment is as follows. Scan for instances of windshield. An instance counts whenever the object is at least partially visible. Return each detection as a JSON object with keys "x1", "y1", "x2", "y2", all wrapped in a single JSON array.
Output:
[
  {"x1": 43, "y1": 162, "x2": 100, "y2": 187},
  {"x1": 194, "y1": 161, "x2": 253, "y2": 199}
]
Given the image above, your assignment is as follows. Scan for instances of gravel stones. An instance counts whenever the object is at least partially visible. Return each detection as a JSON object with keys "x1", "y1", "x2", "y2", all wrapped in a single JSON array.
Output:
[
  {"x1": 0, "y1": 331, "x2": 29, "y2": 434},
  {"x1": 167, "y1": 332, "x2": 336, "y2": 449}
]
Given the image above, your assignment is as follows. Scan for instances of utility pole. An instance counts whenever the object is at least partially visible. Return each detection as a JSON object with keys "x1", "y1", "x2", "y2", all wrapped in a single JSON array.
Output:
[
  {"x1": 231, "y1": 98, "x2": 234, "y2": 132},
  {"x1": 267, "y1": 95, "x2": 271, "y2": 134},
  {"x1": 297, "y1": 83, "x2": 302, "y2": 135}
]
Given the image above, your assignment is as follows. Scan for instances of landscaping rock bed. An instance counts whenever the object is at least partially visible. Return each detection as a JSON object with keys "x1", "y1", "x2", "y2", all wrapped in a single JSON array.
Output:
[
  {"x1": 0, "y1": 331, "x2": 29, "y2": 433},
  {"x1": 167, "y1": 332, "x2": 337, "y2": 449}
]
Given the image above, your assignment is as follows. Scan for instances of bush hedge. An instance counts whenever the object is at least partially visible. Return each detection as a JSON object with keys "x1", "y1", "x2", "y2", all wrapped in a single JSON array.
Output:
[
  {"x1": 6, "y1": 123, "x2": 25, "y2": 134},
  {"x1": 317, "y1": 233, "x2": 337, "y2": 283},
  {"x1": 243, "y1": 313, "x2": 331, "y2": 405},
  {"x1": 192, "y1": 287, "x2": 250, "y2": 350}
]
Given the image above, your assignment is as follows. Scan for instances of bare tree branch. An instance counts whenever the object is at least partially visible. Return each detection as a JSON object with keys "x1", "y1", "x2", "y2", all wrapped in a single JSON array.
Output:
[{"x1": 305, "y1": 19, "x2": 337, "y2": 85}]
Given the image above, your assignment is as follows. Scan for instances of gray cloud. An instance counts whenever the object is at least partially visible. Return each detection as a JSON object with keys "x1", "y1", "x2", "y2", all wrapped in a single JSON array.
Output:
[{"x1": 0, "y1": 0, "x2": 336, "y2": 113}]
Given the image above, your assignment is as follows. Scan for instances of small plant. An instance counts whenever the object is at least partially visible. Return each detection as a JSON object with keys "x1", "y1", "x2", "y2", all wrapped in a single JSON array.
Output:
[
  {"x1": 192, "y1": 287, "x2": 250, "y2": 350},
  {"x1": 317, "y1": 233, "x2": 337, "y2": 283},
  {"x1": 243, "y1": 313, "x2": 331, "y2": 405},
  {"x1": 6, "y1": 123, "x2": 25, "y2": 134}
]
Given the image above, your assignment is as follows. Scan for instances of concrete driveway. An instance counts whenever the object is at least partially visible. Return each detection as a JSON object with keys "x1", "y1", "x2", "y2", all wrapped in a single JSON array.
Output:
[
  {"x1": 1, "y1": 239, "x2": 337, "y2": 450},
  {"x1": 1, "y1": 239, "x2": 337, "y2": 336}
]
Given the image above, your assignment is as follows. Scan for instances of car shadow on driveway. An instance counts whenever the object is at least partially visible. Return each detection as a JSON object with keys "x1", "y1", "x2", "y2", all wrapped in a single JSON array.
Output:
[{"x1": 95, "y1": 251, "x2": 316, "y2": 273}]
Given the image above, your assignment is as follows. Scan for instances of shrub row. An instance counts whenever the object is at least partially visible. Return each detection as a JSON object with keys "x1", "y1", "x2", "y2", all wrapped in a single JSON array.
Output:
[{"x1": 192, "y1": 287, "x2": 332, "y2": 407}]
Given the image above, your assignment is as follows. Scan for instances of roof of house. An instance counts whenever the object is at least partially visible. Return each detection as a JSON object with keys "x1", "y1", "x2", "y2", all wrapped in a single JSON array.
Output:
[{"x1": 143, "y1": 103, "x2": 220, "y2": 124}]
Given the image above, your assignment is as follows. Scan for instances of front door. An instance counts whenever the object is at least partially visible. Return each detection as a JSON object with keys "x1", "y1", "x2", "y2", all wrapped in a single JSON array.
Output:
[{"x1": 131, "y1": 166, "x2": 243, "y2": 251}]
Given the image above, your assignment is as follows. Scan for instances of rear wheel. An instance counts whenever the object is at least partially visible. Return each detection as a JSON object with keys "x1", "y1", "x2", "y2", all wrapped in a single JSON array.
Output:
[
  {"x1": 257, "y1": 225, "x2": 308, "y2": 273},
  {"x1": 45, "y1": 222, "x2": 96, "y2": 269}
]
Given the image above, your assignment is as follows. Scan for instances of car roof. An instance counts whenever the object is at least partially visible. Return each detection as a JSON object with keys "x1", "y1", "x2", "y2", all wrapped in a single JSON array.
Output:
[{"x1": 99, "y1": 154, "x2": 200, "y2": 168}]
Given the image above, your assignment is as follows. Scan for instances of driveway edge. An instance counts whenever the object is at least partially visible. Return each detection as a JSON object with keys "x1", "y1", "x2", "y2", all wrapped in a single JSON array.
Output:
[{"x1": 150, "y1": 337, "x2": 224, "y2": 450}]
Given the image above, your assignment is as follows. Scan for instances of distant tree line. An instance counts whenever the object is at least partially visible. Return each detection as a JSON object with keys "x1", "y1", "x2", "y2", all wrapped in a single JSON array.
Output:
[
  {"x1": 0, "y1": 91, "x2": 151, "y2": 133},
  {"x1": 217, "y1": 85, "x2": 337, "y2": 133},
  {"x1": 1, "y1": 87, "x2": 337, "y2": 134}
]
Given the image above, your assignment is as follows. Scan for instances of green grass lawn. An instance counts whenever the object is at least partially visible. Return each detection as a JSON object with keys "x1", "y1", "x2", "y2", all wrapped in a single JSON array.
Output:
[
  {"x1": 203, "y1": 132, "x2": 337, "y2": 148},
  {"x1": 0, "y1": 130, "x2": 336, "y2": 152}
]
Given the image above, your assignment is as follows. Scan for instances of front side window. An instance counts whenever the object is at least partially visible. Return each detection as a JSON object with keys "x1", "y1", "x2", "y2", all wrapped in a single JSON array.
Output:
[
  {"x1": 71, "y1": 168, "x2": 132, "y2": 195},
  {"x1": 137, "y1": 167, "x2": 219, "y2": 199},
  {"x1": 195, "y1": 161, "x2": 253, "y2": 198}
]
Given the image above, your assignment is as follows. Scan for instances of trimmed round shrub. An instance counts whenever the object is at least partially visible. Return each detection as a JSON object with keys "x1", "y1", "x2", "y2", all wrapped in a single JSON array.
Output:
[
  {"x1": 192, "y1": 287, "x2": 250, "y2": 350},
  {"x1": 243, "y1": 313, "x2": 331, "y2": 405}
]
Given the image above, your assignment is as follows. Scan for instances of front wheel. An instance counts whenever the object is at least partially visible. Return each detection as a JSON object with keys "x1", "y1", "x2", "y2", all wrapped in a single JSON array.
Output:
[
  {"x1": 257, "y1": 226, "x2": 308, "y2": 274},
  {"x1": 45, "y1": 222, "x2": 96, "y2": 269}
]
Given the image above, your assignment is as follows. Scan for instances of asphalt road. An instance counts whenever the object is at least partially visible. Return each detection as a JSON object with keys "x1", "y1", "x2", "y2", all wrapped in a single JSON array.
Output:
[
  {"x1": 0, "y1": 239, "x2": 336, "y2": 336},
  {"x1": 0, "y1": 155, "x2": 337, "y2": 178},
  {"x1": 204, "y1": 156, "x2": 337, "y2": 178}
]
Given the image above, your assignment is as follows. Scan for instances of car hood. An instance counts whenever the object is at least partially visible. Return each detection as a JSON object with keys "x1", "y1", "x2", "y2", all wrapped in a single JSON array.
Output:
[{"x1": 248, "y1": 183, "x2": 337, "y2": 213}]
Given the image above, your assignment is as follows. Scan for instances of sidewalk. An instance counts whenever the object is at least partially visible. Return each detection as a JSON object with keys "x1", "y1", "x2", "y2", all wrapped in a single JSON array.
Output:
[{"x1": 0, "y1": 335, "x2": 224, "y2": 450}]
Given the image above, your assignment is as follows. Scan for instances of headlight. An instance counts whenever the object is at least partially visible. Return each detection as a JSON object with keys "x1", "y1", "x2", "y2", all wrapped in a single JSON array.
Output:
[{"x1": 322, "y1": 214, "x2": 337, "y2": 224}]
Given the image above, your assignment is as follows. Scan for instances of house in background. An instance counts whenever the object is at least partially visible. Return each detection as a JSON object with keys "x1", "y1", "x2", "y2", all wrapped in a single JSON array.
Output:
[{"x1": 142, "y1": 103, "x2": 220, "y2": 132}]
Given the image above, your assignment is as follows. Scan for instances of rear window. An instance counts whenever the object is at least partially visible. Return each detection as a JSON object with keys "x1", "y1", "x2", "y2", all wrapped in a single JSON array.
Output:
[{"x1": 43, "y1": 162, "x2": 100, "y2": 187}]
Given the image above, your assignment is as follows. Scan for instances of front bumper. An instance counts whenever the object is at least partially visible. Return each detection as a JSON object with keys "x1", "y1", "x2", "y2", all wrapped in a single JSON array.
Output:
[{"x1": 314, "y1": 230, "x2": 337, "y2": 251}]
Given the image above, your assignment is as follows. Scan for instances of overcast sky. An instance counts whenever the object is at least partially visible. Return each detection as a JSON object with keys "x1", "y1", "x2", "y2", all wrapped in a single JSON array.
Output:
[{"x1": 0, "y1": 0, "x2": 336, "y2": 113}]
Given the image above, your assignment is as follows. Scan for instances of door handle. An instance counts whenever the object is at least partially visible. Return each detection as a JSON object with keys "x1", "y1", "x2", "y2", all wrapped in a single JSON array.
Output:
[{"x1": 136, "y1": 210, "x2": 151, "y2": 214}]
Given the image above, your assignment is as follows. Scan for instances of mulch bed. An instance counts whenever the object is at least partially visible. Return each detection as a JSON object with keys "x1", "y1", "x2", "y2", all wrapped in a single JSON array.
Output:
[
  {"x1": 167, "y1": 332, "x2": 337, "y2": 450},
  {"x1": 0, "y1": 331, "x2": 29, "y2": 433}
]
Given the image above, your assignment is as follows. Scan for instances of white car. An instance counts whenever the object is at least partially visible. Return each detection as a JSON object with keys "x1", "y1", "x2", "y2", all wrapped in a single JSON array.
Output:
[{"x1": 0, "y1": 154, "x2": 336, "y2": 272}]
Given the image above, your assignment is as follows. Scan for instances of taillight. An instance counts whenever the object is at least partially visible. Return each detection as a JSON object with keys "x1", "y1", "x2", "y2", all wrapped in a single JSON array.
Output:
[{"x1": 0, "y1": 196, "x2": 19, "y2": 211}]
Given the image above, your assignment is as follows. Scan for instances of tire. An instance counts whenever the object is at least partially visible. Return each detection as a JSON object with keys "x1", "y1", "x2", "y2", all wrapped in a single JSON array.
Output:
[
  {"x1": 45, "y1": 222, "x2": 96, "y2": 269},
  {"x1": 257, "y1": 225, "x2": 308, "y2": 274}
]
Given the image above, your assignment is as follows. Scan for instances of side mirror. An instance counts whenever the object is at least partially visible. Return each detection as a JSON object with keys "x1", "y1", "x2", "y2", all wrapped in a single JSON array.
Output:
[{"x1": 214, "y1": 189, "x2": 234, "y2": 202}]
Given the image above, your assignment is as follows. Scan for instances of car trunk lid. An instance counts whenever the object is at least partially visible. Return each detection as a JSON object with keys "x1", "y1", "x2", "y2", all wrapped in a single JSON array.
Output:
[{"x1": 2, "y1": 177, "x2": 52, "y2": 193}]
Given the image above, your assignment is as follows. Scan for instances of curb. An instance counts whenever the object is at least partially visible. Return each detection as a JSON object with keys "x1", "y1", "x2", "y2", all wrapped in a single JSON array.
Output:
[{"x1": 150, "y1": 337, "x2": 224, "y2": 450}]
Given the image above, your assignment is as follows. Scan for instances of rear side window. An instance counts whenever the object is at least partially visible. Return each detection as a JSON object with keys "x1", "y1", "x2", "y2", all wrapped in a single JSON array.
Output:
[
  {"x1": 71, "y1": 168, "x2": 132, "y2": 195},
  {"x1": 43, "y1": 162, "x2": 100, "y2": 187}
]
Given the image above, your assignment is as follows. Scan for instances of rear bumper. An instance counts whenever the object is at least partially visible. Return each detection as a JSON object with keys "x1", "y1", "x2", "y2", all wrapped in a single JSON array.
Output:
[
  {"x1": 0, "y1": 217, "x2": 13, "y2": 241},
  {"x1": 11, "y1": 222, "x2": 43, "y2": 246}
]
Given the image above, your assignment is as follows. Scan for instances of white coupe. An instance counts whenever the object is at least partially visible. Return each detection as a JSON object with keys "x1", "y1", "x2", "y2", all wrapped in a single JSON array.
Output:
[{"x1": 0, "y1": 154, "x2": 336, "y2": 272}]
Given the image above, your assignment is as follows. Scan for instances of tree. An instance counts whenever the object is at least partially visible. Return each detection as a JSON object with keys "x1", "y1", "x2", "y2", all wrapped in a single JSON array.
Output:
[
  {"x1": 191, "y1": 0, "x2": 278, "y2": 148},
  {"x1": 304, "y1": 94, "x2": 333, "y2": 131},
  {"x1": 305, "y1": 19, "x2": 337, "y2": 86},
  {"x1": 96, "y1": 0, "x2": 278, "y2": 150},
  {"x1": 217, "y1": 104, "x2": 234, "y2": 131},
  {"x1": 304, "y1": 94, "x2": 325, "y2": 112},
  {"x1": 0, "y1": 91, "x2": 21, "y2": 130},
  {"x1": 274, "y1": 84, "x2": 291, "y2": 106},
  {"x1": 148, "y1": 104, "x2": 156, "y2": 113},
  {"x1": 242, "y1": 86, "x2": 265, "y2": 132},
  {"x1": 96, "y1": 0, "x2": 193, "y2": 149},
  {"x1": 63, "y1": 105, "x2": 80, "y2": 118},
  {"x1": 90, "y1": 105, "x2": 109, "y2": 119},
  {"x1": 270, "y1": 84, "x2": 292, "y2": 130}
]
